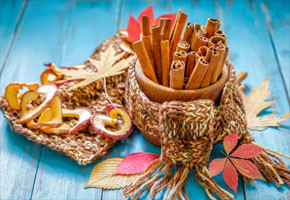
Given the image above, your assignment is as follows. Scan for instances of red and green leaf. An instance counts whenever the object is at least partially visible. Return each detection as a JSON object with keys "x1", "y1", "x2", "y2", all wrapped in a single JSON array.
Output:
[
  {"x1": 209, "y1": 158, "x2": 226, "y2": 177},
  {"x1": 113, "y1": 152, "x2": 160, "y2": 175},
  {"x1": 231, "y1": 144, "x2": 263, "y2": 159},
  {"x1": 231, "y1": 158, "x2": 264, "y2": 180},
  {"x1": 223, "y1": 160, "x2": 239, "y2": 193},
  {"x1": 224, "y1": 132, "x2": 238, "y2": 155}
]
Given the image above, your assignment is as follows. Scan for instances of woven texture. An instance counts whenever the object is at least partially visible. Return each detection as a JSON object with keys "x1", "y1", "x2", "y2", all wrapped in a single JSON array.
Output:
[
  {"x1": 126, "y1": 59, "x2": 246, "y2": 147},
  {"x1": 124, "y1": 59, "x2": 248, "y2": 200},
  {"x1": 159, "y1": 100, "x2": 215, "y2": 167},
  {"x1": 0, "y1": 35, "x2": 129, "y2": 165}
]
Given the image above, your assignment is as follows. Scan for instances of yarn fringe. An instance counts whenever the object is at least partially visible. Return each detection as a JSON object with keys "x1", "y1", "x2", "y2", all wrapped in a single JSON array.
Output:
[
  {"x1": 195, "y1": 166, "x2": 234, "y2": 200},
  {"x1": 123, "y1": 159, "x2": 190, "y2": 200},
  {"x1": 123, "y1": 159, "x2": 236, "y2": 200},
  {"x1": 251, "y1": 148, "x2": 290, "y2": 187}
]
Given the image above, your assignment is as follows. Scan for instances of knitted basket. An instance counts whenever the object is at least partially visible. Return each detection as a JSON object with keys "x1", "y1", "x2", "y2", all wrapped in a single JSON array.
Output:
[
  {"x1": 0, "y1": 35, "x2": 128, "y2": 165},
  {"x1": 124, "y1": 58, "x2": 290, "y2": 199}
]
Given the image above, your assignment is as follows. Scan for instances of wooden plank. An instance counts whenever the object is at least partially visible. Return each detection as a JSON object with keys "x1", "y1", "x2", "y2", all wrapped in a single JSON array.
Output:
[
  {"x1": 0, "y1": 1, "x2": 87, "y2": 200},
  {"x1": 0, "y1": 0, "x2": 26, "y2": 70},
  {"x1": 215, "y1": 0, "x2": 290, "y2": 200},
  {"x1": 0, "y1": 1, "x2": 43, "y2": 200},
  {"x1": 261, "y1": 0, "x2": 290, "y2": 97},
  {"x1": 30, "y1": 1, "x2": 120, "y2": 200}
]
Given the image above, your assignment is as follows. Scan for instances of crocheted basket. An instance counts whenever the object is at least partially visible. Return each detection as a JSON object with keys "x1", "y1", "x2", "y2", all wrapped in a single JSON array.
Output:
[{"x1": 124, "y1": 58, "x2": 289, "y2": 199}]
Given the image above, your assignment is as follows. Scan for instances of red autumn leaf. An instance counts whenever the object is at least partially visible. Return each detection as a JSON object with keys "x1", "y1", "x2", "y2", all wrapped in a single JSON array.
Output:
[
  {"x1": 223, "y1": 132, "x2": 238, "y2": 155},
  {"x1": 125, "y1": 5, "x2": 177, "y2": 42},
  {"x1": 127, "y1": 14, "x2": 140, "y2": 42},
  {"x1": 231, "y1": 158, "x2": 264, "y2": 180},
  {"x1": 223, "y1": 160, "x2": 238, "y2": 193},
  {"x1": 209, "y1": 133, "x2": 264, "y2": 194},
  {"x1": 137, "y1": 4, "x2": 154, "y2": 28},
  {"x1": 209, "y1": 158, "x2": 226, "y2": 177},
  {"x1": 231, "y1": 144, "x2": 263, "y2": 159},
  {"x1": 113, "y1": 152, "x2": 160, "y2": 175},
  {"x1": 153, "y1": 13, "x2": 177, "y2": 31}
]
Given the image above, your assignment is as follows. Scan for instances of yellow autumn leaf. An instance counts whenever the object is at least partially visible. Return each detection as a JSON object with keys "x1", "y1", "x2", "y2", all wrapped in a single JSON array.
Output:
[
  {"x1": 240, "y1": 76, "x2": 290, "y2": 130},
  {"x1": 85, "y1": 158, "x2": 139, "y2": 189},
  {"x1": 59, "y1": 44, "x2": 134, "y2": 90}
]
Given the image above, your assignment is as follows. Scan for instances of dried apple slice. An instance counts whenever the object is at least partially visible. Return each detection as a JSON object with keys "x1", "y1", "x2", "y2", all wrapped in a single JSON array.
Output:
[
  {"x1": 90, "y1": 104, "x2": 134, "y2": 140},
  {"x1": 41, "y1": 63, "x2": 65, "y2": 85},
  {"x1": 4, "y1": 82, "x2": 39, "y2": 110},
  {"x1": 41, "y1": 68, "x2": 58, "y2": 84},
  {"x1": 37, "y1": 95, "x2": 62, "y2": 127},
  {"x1": 19, "y1": 84, "x2": 57, "y2": 124},
  {"x1": 62, "y1": 108, "x2": 92, "y2": 134},
  {"x1": 41, "y1": 123, "x2": 70, "y2": 134},
  {"x1": 26, "y1": 95, "x2": 63, "y2": 129},
  {"x1": 26, "y1": 108, "x2": 53, "y2": 129}
]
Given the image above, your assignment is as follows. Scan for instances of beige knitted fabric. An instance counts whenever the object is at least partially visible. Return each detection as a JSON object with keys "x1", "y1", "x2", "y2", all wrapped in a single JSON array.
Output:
[{"x1": 0, "y1": 35, "x2": 128, "y2": 165}]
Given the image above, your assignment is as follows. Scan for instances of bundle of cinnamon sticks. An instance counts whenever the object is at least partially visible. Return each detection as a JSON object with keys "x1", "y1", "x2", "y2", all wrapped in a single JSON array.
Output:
[{"x1": 133, "y1": 10, "x2": 228, "y2": 90}]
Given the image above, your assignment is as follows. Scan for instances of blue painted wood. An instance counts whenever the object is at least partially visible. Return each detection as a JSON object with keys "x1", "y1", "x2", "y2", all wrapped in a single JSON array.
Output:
[
  {"x1": 261, "y1": 0, "x2": 290, "y2": 97},
  {"x1": 0, "y1": 0, "x2": 289, "y2": 200},
  {"x1": 0, "y1": 0, "x2": 25, "y2": 70},
  {"x1": 0, "y1": 1, "x2": 43, "y2": 199},
  {"x1": 215, "y1": 0, "x2": 290, "y2": 200}
]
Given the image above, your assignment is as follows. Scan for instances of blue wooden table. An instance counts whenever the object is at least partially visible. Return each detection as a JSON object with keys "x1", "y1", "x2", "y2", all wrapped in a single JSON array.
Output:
[{"x1": 0, "y1": 0, "x2": 289, "y2": 199}]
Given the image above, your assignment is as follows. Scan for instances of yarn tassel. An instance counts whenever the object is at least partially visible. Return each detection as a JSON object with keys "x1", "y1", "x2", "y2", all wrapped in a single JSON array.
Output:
[
  {"x1": 124, "y1": 160, "x2": 190, "y2": 200},
  {"x1": 195, "y1": 166, "x2": 234, "y2": 200},
  {"x1": 251, "y1": 149, "x2": 290, "y2": 187}
]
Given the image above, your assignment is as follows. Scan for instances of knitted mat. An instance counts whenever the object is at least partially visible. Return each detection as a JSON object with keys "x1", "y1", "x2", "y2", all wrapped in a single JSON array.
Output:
[
  {"x1": 0, "y1": 35, "x2": 129, "y2": 165},
  {"x1": 124, "y1": 59, "x2": 290, "y2": 200}
]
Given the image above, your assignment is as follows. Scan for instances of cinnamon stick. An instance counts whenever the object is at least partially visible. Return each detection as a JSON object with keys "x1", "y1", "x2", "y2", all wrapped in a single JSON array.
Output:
[
  {"x1": 195, "y1": 46, "x2": 208, "y2": 62},
  {"x1": 176, "y1": 41, "x2": 190, "y2": 52},
  {"x1": 210, "y1": 44, "x2": 225, "y2": 84},
  {"x1": 185, "y1": 51, "x2": 196, "y2": 77},
  {"x1": 237, "y1": 72, "x2": 248, "y2": 85},
  {"x1": 185, "y1": 57, "x2": 209, "y2": 89},
  {"x1": 141, "y1": 16, "x2": 151, "y2": 36},
  {"x1": 201, "y1": 46, "x2": 219, "y2": 88},
  {"x1": 208, "y1": 36, "x2": 226, "y2": 47},
  {"x1": 160, "y1": 18, "x2": 172, "y2": 40},
  {"x1": 133, "y1": 40, "x2": 158, "y2": 83},
  {"x1": 193, "y1": 23, "x2": 201, "y2": 36},
  {"x1": 173, "y1": 50, "x2": 188, "y2": 63},
  {"x1": 169, "y1": 60, "x2": 185, "y2": 89},
  {"x1": 182, "y1": 22, "x2": 194, "y2": 42},
  {"x1": 152, "y1": 25, "x2": 162, "y2": 82},
  {"x1": 204, "y1": 48, "x2": 212, "y2": 62},
  {"x1": 169, "y1": 9, "x2": 182, "y2": 42},
  {"x1": 169, "y1": 12, "x2": 188, "y2": 59},
  {"x1": 161, "y1": 40, "x2": 170, "y2": 87},
  {"x1": 142, "y1": 36, "x2": 155, "y2": 70},
  {"x1": 199, "y1": 26, "x2": 207, "y2": 36},
  {"x1": 215, "y1": 30, "x2": 226, "y2": 39},
  {"x1": 205, "y1": 18, "x2": 220, "y2": 38},
  {"x1": 217, "y1": 46, "x2": 228, "y2": 80},
  {"x1": 190, "y1": 32, "x2": 209, "y2": 51},
  {"x1": 218, "y1": 46, "x2": 229, "y2": 75}
]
